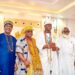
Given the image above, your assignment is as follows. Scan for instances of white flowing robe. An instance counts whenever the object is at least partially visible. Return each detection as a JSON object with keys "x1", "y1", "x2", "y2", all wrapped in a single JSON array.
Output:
[
  {"x1": 56, "y1": 36, "x2": 75, "y2": 75},
  {"x1": 36, "y1": 32, "x2": 59, "y2": 75}
]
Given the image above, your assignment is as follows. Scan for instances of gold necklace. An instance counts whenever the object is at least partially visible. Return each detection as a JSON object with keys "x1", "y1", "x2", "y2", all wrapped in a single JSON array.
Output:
[{"x1": 5, "y1": 34, "x2": 13, "y2": 52}]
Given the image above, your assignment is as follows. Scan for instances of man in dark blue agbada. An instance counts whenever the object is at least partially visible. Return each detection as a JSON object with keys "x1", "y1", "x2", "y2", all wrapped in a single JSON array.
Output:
[{"x1": 0, "y1": 20, "x2": 17, "y2": 75}]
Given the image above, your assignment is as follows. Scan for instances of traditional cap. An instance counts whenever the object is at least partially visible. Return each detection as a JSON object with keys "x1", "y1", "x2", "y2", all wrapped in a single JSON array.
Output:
[
  {"x1": 44, "y1": 23, "x2": 52, "y2": 26},
  {"x1": 44, "y1": 20, "x2": 52, "y2": 26},
  {"x1": 4, "y1": 20, "x2": 13, "y2": 27},
  {"x1": 23, "y1": 25, "x2": 33, "y2": 33}
]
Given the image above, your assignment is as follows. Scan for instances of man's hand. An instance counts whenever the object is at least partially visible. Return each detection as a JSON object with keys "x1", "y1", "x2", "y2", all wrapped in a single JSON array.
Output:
[
  {"x1": 50, "y1": 43, "x2": 59, "y2": 51},
  {"x1": 14, "y1": 64, "x2": 18, "y2": 71},
  {"x1": 42, "y1": 43, "x2": 59, "y2": 51},
  {"x1": 24, "y1": 59, "x2": 30, "y2": 68},
  {"x1": 17, "y1": 52, "x2": 30, "y2": 68},
  {"x1": 42, "y1": 44, "x2": 49, "y2": 49}
]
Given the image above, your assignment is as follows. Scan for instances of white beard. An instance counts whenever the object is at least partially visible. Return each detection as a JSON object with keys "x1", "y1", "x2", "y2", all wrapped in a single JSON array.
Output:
[{"x1": 62, "y1": 34, "x2": 70, "y2": 39}]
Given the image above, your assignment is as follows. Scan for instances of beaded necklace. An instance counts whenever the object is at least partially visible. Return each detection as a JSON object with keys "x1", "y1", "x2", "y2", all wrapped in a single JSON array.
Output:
[
  {"x1": 44, "y1": 32, "x2": 52, "y2": 63},
  {"x1": 5, "y1": 34, "x2": 13, "y2": 52}
]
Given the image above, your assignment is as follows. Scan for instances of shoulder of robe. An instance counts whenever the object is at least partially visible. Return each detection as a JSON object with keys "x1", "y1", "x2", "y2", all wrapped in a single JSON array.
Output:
[
  {"x1": 20, "y1": 37, "x2": 26, "y2": 42},
  {"x1": 70, "y1": 36, "x2": 75, "y2": 42},
  {"x1": 0, "y1": 33, "x2": 5, "y2": 40},
  {"x1": 16, "y1": 37, "x2": 26, "y2": 43},
  {"x1": 0, "y1": 33, "x2": 4, "y2": 36},
  {"x1": 32, "y1": 37, "x2": 36, "y2": 42},
  {"x1": 11, "y1": 36, "x2": 17, "y2": 42}
]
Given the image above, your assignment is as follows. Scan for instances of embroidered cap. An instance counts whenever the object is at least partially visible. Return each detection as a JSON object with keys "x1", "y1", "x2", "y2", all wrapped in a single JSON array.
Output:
[
  {"x1": 4, "y1": 20, "x2": 13, "y2": 27},
  {"x1": 22, "y1": 25, "x2": 33, "y2": 33},
  {"x1": 44, "y1": 23, "x2": 52, "y2": 26}
]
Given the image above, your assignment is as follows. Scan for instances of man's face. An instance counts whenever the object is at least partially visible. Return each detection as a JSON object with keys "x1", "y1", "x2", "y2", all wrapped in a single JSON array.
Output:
[
  {"x1": 44, "y1": 24, "x2": 52, "y2": 32},
  {"x1": 4, "y1": 24, "x2": 13, "y2": 34},
  {"x1": 25, "y1": 30, "x2": 33, "y2": 38},
  {"x1": 62, "y1": 27, "x2": 70, "y2": 35}
]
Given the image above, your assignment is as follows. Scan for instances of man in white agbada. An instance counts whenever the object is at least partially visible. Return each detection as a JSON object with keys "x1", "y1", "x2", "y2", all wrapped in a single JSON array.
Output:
[
  {"x1": 56, "y1": 27, "x2": 75, "y2": 75},
  {"x1": 36, "y1": 23, "x2": 59, "y2": 75}
]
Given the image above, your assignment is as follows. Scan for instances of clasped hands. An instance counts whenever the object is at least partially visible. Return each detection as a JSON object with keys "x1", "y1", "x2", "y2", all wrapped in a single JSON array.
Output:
[{"x1": 43, "y1": 43, "x2": 59, "y2": 51}]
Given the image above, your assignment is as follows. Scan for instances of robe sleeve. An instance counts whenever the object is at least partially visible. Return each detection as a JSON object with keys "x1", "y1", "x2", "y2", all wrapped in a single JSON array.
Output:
[
  {"x1": 16, "y1": 38, "x2": 24, "y2": 53},
  {"x1": 16, "y1": 38, "x2": 26, "y2": 64},
  {"x1": 56, "y1": 37, "x2": 61, "y2": 49},
  {"x1": 72, "y1": 37, "x2": 75, "y2": 60},
  {"x1": 36, "y1": 35, "x2": 45, "y2": 54}
]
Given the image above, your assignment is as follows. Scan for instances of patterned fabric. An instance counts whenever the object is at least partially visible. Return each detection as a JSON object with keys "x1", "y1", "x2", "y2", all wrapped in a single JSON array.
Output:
[{"x1": 15, "y1": 37, "x2": 43, "y2": 75}]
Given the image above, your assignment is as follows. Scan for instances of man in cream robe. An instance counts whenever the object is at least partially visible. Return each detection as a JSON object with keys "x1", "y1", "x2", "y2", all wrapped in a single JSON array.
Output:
[{"x1": 56, "y1": 27, "x2": 75, "y2": 75}]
